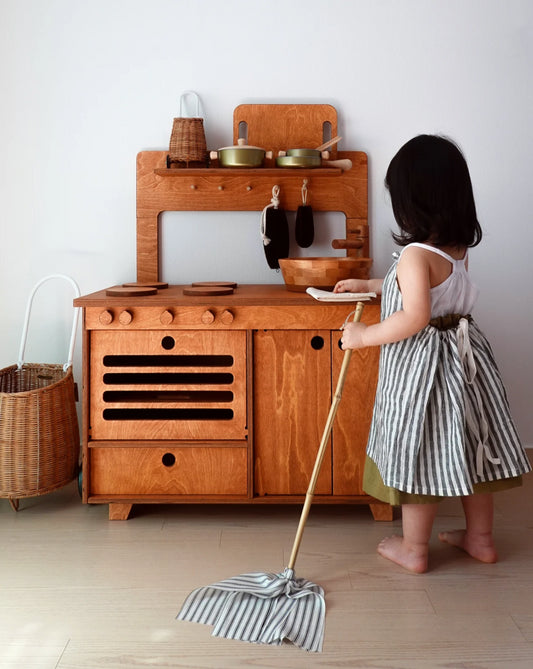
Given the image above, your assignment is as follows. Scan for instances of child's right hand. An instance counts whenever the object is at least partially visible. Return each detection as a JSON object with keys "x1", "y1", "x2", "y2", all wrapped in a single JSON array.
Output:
[{"x1": 333, "y1": 279, "x2": 368, "y2": 294}]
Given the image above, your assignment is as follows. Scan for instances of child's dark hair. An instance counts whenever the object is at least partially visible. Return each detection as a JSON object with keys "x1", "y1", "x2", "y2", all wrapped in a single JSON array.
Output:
[{"x1": 385, "y1": 135, "x2": 482, "y2": 247}]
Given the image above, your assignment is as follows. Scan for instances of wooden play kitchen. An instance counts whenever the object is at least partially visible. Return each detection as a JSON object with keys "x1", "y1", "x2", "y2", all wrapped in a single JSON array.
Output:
[{"x1": 75, "y1": 104, "x2": 392, "y2": 521}]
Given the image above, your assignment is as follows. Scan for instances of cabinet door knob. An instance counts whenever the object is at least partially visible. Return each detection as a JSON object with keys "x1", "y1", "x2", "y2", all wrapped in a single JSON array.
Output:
[
  {"x1": 310, "y1": 335, "x2": 324, "y2": 350},
  {"x1": 160, "y1": 309, "x2": 174, "y2": 325},
  {"x1": 201, "y1": 309, "x2": 215, "y2": 324},
  {"x1": 119, "y1": 310, "x2": 133, "y2": 325},
  {"x1": 99, "y1": 310, "x2": 113, "y2": 325},
  {"x1": 220, "y1": 309, "x2": 234, "y2": 325}
]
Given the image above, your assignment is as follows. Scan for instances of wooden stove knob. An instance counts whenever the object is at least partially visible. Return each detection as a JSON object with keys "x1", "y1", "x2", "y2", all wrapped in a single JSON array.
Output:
[
  {"x1": 99, "y1": 310, "x2": 113, "y2": 325},
  {"x1": 119, "y1": 310, "x2": 133, "y2": 325},
  {"x1": 201, "y1": 309, "x2": 215, "y2": 324},
  {"x1": 220, "y1": 309, "x2": 234, "y2": 325},
  {"x1": 160, "y1": 309, "x2": 174, "y2": 325}
]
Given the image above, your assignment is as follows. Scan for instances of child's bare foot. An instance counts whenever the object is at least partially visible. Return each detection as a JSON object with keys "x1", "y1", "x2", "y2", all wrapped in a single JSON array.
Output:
[
  {"x1": 377, "y1": 535, "x2": 429, "y2": 573},
  {"x1": 438, "y1": 529, "x2": 498, "y2": 563}
]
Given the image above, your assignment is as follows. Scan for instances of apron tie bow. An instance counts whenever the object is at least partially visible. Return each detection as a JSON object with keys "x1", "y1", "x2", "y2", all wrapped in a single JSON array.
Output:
[{"x1": 457, "y1": 317, "x2": 501, "y2": 477}]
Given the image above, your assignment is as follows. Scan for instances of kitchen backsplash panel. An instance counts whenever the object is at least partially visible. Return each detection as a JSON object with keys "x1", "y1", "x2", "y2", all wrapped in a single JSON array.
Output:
[{"x1": 160, "y1": 210, "x2": 346, "y2": 284}]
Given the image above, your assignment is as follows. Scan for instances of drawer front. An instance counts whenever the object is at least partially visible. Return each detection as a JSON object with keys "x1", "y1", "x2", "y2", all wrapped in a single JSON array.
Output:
[
  {"x1": 90, "y1": 446, "x2": 248, "y2": 496},
  {"x1": 90, "y1": 330, "x2": 247, "y2": 440}
]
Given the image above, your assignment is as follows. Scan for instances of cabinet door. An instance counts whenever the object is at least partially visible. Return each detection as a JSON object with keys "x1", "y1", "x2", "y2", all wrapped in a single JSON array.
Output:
[
  {"x1": 253, "y1": 330, "x2": 331, "y2": 496},
  {"x1": 331, "y1": 306, "x2": 380, "y2": 495}
]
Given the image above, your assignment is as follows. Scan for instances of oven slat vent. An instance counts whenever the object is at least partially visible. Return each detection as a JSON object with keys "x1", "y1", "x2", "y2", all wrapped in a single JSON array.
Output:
[
  {"x1": 101, "y1": 354, "x2": 236, "y2": 423},
  {"x1": 103, "y1": 408, "x2": 234, "y2": 421},
  {"x1": 103, "y1": 354, "x2": 233, "y2": 367},
  {"x1": 103, "y1": 372, "x2": 234, "y2": 385},
  {"x1": 102, "y1": 390, "x2": 234, "y2": 403}
]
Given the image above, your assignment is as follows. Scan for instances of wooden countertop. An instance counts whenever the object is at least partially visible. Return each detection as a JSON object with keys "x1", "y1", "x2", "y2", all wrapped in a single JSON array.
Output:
[{"x1": 74, "y1": 284, "x2": 380, "y2": 308}]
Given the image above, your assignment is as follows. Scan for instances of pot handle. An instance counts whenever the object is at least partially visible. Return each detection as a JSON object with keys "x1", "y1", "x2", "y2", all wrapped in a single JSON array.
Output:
[
  {"x1": 179, "y1": 90, "x2": 203, "y2": 118},
  {"x1": 322, "y1": 158, "x2": 353, "y2": 171}
]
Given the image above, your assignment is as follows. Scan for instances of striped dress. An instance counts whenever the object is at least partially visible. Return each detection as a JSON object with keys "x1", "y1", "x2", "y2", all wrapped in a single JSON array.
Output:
[{"x1": 365, "y1": 245, "x2": 531, "y2": 497}]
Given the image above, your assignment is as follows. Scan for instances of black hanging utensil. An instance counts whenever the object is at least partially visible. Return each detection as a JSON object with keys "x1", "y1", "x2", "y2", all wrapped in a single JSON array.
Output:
[
  {"x1": 261, "y1": 185, "x2": 289, "y2": 269},
  {"x1": 295, "y1": 179, "x2": 314, "y2": 248}
]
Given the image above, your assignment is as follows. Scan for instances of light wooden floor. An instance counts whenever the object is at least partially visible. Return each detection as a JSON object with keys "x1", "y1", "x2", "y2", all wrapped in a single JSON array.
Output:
[{"x1": 1, "y1": 472, "x2": 533, "y2": 669}]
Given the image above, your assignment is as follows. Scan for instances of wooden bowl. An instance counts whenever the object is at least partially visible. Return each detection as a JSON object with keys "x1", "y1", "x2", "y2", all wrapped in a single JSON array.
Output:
[{"x1": 279, "y1": 257, "x2": 372, "y2": 292}]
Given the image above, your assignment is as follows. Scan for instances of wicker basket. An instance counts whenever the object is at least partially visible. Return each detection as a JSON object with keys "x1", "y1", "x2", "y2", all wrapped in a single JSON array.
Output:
[
  {"x1": 168, "y1": 91, "x2": 208, "y2": 168},
  {"x1": 0, "y1": 275, "x2": 81, "y2": 510}
]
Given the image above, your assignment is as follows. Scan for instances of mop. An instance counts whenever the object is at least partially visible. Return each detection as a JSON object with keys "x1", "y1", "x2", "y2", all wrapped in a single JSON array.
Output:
[{"x1": 177, "y1": 301, "x2": 366, "y2": 652}]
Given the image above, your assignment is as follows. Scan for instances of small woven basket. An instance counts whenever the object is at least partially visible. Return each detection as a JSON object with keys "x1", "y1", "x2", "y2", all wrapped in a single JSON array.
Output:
[
  {"x1": 0, "y1": 275, "x2": 81, "y2": 510},
  {"x1": 168, "y1": 91, "x2": 208, "y2": 167}
]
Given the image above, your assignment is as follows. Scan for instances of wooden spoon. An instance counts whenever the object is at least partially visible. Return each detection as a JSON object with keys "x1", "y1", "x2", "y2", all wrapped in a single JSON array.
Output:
[{"x1": 315, "y1": 135, "x2": 342, "y2": 151}]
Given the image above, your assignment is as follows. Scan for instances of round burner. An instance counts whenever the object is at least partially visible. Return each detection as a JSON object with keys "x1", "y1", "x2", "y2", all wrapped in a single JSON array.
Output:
[
  {"x1": 183, "y1": 286, "x2": 234, "y2": 296},
  {"x1": 106, "y1": 286, "x2": 157, "y2": 297}
]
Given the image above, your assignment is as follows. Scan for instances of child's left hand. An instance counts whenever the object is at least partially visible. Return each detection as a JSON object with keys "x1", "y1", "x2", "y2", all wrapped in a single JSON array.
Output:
[{"x1": 340, "y1": 322, "x2": 367, "y2": 350}]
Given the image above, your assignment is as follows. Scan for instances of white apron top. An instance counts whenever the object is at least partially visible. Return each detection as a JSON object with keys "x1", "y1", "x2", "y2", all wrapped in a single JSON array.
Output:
[{"x1": 400, "y1": 242, "x2": 479, "y2": 317}]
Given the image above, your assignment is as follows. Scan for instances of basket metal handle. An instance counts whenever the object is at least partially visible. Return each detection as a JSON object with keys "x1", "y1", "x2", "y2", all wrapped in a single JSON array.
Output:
[{"x1": 17, "y1": 274, "x2": 81, "y2": 372}]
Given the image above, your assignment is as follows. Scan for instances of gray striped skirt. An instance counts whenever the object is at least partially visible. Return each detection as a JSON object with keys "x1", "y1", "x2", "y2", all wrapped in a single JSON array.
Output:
[{"x1": 365, "y1": 315, "x2": 531, "y2": 498}]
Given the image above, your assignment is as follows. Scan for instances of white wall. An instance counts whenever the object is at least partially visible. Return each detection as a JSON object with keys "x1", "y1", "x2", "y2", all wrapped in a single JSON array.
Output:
[{"x1": 1, "y1": 0, "x2": 532, "y2": 445}]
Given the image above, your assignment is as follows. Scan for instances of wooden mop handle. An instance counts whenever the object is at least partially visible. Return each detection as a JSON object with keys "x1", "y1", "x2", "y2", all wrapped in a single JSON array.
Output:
[{"x1": 288, "y1": 301, "x2": 365, "y2": 570}]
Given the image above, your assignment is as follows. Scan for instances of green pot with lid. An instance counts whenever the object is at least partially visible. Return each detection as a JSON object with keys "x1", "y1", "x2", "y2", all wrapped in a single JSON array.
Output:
[{"x1": 210, "y1": 138, "x2": 273, "y2": 167}]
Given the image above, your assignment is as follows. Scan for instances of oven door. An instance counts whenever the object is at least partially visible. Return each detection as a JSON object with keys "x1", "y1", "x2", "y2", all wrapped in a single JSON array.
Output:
[{"x1": 89, "y1": 329, "x2": 247, "y2": 440}]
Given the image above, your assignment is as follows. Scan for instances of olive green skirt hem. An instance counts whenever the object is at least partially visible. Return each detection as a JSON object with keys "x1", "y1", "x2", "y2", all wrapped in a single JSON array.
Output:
[{"x1": 363, "y1": 455, "x2": 523, "y2": 506}]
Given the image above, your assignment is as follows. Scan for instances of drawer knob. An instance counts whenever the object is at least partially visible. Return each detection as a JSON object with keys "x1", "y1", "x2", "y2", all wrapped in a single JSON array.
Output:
[
  {"x1": 162, "y1": 452, "x2": 176, "y2": 467},
  {"x1": 220, "y1": 309, "x2": 234, "y2": 325},
  {"x1": 119, "y1": 310, "x2": 133, "y2": 325},
  {"x1": 201, "y1": 309, "x2": 215, "y2": 324},
  {"x1": 99, "y1": 310, "x2": 113, "y2": 325},
  {"x1": 160, "y1": 309, "x2": 174, "y2": 325}
]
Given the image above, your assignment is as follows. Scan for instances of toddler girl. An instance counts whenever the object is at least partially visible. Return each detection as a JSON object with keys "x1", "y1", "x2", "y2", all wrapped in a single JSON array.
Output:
[{"x1": 335, "y1": 135, "x2": 531, "y2": 573}]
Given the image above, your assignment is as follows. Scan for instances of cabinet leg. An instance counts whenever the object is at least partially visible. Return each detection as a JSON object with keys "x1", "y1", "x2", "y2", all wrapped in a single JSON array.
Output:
[
  {"x1": 109, "y1": 503, "x2": 133, "y2": 520},
  {"x1": 369, "y1": 502, "x2": 394, "y2": 521}
]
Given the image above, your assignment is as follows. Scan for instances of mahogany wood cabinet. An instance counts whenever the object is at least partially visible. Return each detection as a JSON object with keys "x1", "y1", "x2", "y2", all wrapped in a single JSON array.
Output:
[
  {"x1": 75, "y1": 287, "x2": 391, "y2": 520},
  {"x1": 75, "y1": 104, "x2": 393, "y2": 520}
]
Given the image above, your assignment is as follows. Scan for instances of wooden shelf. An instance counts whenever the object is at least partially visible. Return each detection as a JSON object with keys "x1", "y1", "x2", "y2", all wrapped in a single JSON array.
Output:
[
  {"x1": 138, "y1": 150, "x2": 369, "y2": 284},
  {"x1": 154, "y1": 167, "x2": 343, "y2": 177}
]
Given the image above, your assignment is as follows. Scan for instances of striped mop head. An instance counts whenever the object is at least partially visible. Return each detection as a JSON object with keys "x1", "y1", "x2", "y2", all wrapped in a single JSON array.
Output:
[{"x1": 177, "y1": 567, "x2": 325, "y2": 652}]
